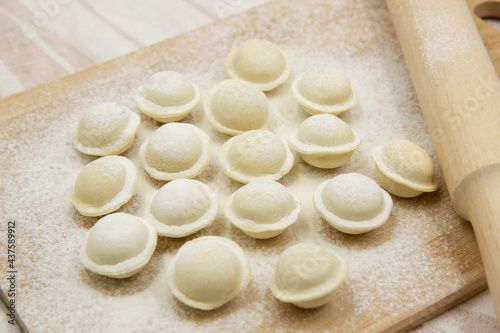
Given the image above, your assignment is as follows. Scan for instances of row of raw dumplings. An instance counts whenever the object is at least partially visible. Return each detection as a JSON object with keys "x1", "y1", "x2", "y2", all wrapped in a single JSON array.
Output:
[
  {"x1": 169, "y1": 238, "x2": 350, "y2": 309},
  {"x1": 126, "y1": 39, "x2": 356, "y2": 130},
  {"x1": 80, "y1": 213, "x2": 348, "y2": 310},
  {"x1": 74, "y1": 73, "x2": 359, "y2": 176},
  {"x1": 75, "y1": 109, "x2": 436, "y2": 191},
  {"x1": 71, "y1": 165, "x2": 391, "y2": 237},
  {"x1": 74, "y1": 65, "x2": 357, "y2": 154},
  {"x1": 70, "y1": 130, "x2": 438, "y2": 223},
  {"x1": 132, "y1": 64, "x2": 357, "y2": 136},
  {"x1": 74, "y1": 40, "x2": 358, "y2": 157},
  {"x1": 73, "y1": 113, "x2": 362, "y2": 184}
]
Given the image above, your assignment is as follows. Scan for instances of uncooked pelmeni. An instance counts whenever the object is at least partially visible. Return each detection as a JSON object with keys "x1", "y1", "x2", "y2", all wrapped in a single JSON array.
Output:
[
  {"x1": 139, "y1": 122, "x2": 210, "y2": 181},
  {"x1": 144, "y1": 179, "x2": 218, "y2": 237},
  {"x1": 288, "y1": 114, "x2": 361, "y2": 168},
  {"x1": 270, "y1": 243, "x2": 348, "y2": 309},
  {"x1": 80, "y1": 213, "x2": 157, "y2": 278},
  {"x1": 219, "y1": 130, "x2": 294, "y2": 184},
  {"x1": 74, "y1": 102, "x2": 140, "y2": 156},
  {"x1": 224, "y1": 180, "x2": 301, "y2": 239},
  {"x1": 226, "y1": 39, "x2": 290, "y2": 91},
  {"x1": 291, "y1": 67, "x2": 357, "y2": 116},
  {"x1": 70, "y1": 156, "x2": 137, "y2": 217},
  {"x1": 204, "y1": 79, "x2": 270, "y2": 136},
  {"x1": 313, "y1": 173, "x2": 393, "y2": 234},
  {"x1": 371, "y1": 139, "x2": 438, "y2": 198},
  {"x1": 167, "y1": 236, "x2": 250, "y2": 310},
  {"x1": 133, "y1": 71, "x2": 200, "y2": 122}
]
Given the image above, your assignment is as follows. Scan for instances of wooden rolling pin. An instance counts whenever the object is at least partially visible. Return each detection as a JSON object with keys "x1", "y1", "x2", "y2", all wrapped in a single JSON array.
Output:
[{"x1": 385, "y1": 0, "x2": 500, "y2": 322}]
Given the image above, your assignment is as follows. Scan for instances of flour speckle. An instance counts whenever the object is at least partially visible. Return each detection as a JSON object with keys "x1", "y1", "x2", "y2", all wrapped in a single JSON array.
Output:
[{"x1": 0, "y1": 0, "x2": 472, "y2": 332}]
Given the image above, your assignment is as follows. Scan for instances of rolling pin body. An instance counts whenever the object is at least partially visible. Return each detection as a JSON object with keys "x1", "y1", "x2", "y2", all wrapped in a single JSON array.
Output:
[{"x1": 385, "y1": 0, "x2": 500, "y2": 322}]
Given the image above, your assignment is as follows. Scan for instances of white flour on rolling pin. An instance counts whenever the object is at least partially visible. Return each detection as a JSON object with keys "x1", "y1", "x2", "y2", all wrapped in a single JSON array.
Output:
[
  {"x1": 0, "y1": 0, "x2": 473, "y2": 331},
  {"x1": 405, "y1": 0, "x2": 476, "y2": 74}
]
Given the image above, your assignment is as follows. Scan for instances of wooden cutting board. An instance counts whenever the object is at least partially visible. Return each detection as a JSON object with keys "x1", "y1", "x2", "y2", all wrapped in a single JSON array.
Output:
[{"x1": 0, "y1": 0, "x2": 499, "y2": 332}]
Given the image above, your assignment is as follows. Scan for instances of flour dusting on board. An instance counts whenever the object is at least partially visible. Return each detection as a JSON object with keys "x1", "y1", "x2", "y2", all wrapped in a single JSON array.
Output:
[
  {"x1": 409, "y1": 0, "x2": 475, "y2": 74},
  {"x1": 0, "y1": 0, "x2": 474, "y2": 332}
]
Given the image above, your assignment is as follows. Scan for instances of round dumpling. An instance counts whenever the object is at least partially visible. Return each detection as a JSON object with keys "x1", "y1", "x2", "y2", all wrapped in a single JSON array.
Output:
[
  {"x1": 224, "y1": 180, "x2": 301, "y2": 239},
  {"x1": 74, "y1": 102, "x2": 140, "y2": 156},
  {"x1": 371, "y1": 139, "x2": 438, "y2": 198},
  {"x1": 291, "y1": 67, "x2": 357, "y2": 116},
  {"x1": 144, "y1": 179, "x2": 219, "y2": 237},
  {"x1": 313, "y1": 173, "x2": 393, "y2": 234},
  {"x1": 133, "y1": 71, "x2": 201, "y2": 122},
  {"x1": 219, "y1": 130, "x2": 294, "y2": 184},
  {"x1": 226, "y1": 39, "x2": 290, "y2": 91},
  {"x1": 204, "y1": 80, "x2": 270, "y2": 136},
  {"x1": 139, "y1": 123, "x2": 210, "y2": 181},
  {"x1": 270, "y1": 243, "x2": 348, "y2": 308},
  {"x1": 80, "y1": 213, "x2": 157, "y2": 278},
  {"x1": 297, "y1": 114, "x2": 354, "y2": 146},
  {"x1": 288, "y1": 114, "x2": 361, "y2": 169},
  {"x1": 70, "y1": 156, "x2": 137, "y2": 217},
  {"x1": 167, "y1": 236, "x2": 250, "y2": 310}
]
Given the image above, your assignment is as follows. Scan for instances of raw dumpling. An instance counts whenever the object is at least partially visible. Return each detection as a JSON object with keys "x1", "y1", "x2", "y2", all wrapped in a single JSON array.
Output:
[
  {"x1": 219, "y1": 130, "x2": 294, "y2": 184},
  {"x1": 204, "y1": 79, "x2": 270, "y2": 136},
  {"x1": 167, "y1": 236, "x2": 250, "y2": 310},
  {"x1": 270, "y1": 243, "x2": 348, "y2": 308},
  {"x1": 70, "y1": 156, "x2": 137, "y2": 217},
  {"x1": 80, "y1": 213, "x2": 157, "y2": 278},
  {"x1": 139, "y1": 122, "x2": 210, "y2": 181},
  {"x1": 133, "y1": 71, "x2": 200, "y2": 122},
  {"x1": 144, "y1": 179, "x2": 218, "y2": 237},
  {"x1": 288, "y1": 114, "x2": 361, "y2": 168},
  {"x1": 291, "y1": 67, "x2": 357, "y2": 116},
  {"x1": 74, "y1": 102, "x2": 140, "y2": 156},
  {"x1": 224, "y1": 180, "x2": 301, "y2": 239},
  {"x1": 226, "y1": 39, "x2": 290, "y2": 91},
  {"x1": 313, "y1": 173, "x2": 393, "y2": 234},
  {"x1": 371, "y1": 139, "x2": 438, "y2": 198}
]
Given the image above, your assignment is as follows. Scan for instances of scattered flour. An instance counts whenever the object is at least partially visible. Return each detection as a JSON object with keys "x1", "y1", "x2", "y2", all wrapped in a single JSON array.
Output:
[{"x1": 0, "y1": 0, "x2": 474, "y2": 332}]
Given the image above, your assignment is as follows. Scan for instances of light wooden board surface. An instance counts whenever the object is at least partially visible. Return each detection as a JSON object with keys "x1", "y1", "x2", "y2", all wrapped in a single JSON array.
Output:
[
  {"x1": 386, "y1": 0, "x2": 500, "y2": 325},
  {"x1": 0, "y1": 0, "x2": 499, "y2": 332}
]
